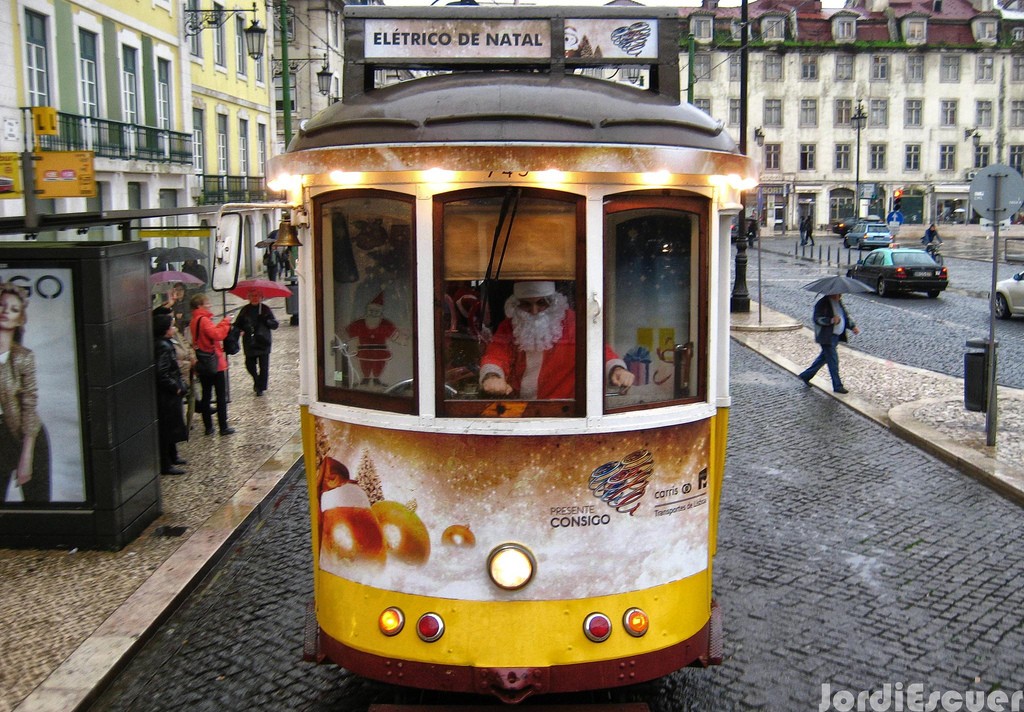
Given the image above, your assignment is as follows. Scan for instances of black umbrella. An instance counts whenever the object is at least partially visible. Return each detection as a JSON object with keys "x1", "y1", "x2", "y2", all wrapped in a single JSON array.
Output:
[
  {"x1": 150, "y1": 245, "x2": 206, "y2": 262},
  {"x1": 256, "y1": 230, "x2": 279, "y2": 248},
  {"x1": 802, "y1": 275, "x2": 873, "y2": 296}
]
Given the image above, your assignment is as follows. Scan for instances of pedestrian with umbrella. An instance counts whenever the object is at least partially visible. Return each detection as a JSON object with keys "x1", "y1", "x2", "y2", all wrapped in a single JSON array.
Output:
[
  {"x1": 233, "y1": 286, "x2": 279, "y2": 397},
  {"x1": 797, "y1": 275, "x2": 870, "y2": 394},
  {"x1": 259, "y1": 231, "x2": 279, "y2": 281}
]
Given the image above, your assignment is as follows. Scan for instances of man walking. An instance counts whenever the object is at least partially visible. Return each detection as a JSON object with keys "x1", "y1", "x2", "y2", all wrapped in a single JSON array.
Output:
[{"x1": 798, "y1": 293, "x2": 859, "y2": 394}]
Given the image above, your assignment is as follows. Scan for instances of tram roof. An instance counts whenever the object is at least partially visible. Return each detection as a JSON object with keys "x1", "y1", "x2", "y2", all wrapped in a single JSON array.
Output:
[{"x1": 291, "y1": 72, "x2": 739, "y2": 155}]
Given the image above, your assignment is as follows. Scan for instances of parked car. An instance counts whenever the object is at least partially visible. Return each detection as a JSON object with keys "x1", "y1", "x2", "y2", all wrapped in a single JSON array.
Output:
[
  {"x1": 847, "y1": 247, "x2": 948, "y2": 298},
  {"x1": 843, "y1": 221, "x2": 893, "y2": 249},
  {"x1": 995, "y1": 270, "x2": 1024, "y2": 319}
]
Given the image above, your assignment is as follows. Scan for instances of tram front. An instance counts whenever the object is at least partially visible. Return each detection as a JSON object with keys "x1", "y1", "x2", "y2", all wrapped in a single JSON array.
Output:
[{"x1": 267, "y1": 6, "x2": 755, "y2": 703}]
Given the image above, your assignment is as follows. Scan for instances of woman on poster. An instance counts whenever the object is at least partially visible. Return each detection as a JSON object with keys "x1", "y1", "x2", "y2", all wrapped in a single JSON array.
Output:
[{"x1": 0, "y1": 283, "x2": 50, "y2": 504}]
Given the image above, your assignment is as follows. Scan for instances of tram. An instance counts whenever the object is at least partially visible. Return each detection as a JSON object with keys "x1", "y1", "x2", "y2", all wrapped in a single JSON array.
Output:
[{"x1": 260, "y1": 6, "x2": 754, "y2": 704}]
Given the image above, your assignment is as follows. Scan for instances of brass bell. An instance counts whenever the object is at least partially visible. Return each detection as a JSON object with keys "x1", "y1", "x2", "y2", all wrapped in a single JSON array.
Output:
[{"x1": 273, "y1": 215, "x2": 303, "y2": 248}]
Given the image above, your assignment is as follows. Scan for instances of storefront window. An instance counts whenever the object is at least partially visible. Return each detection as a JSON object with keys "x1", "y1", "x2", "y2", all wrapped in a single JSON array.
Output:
[
  {"x1": 603, "y1": 194, "x2": 707, "y2": 412},
  {"x1": 316, "y1": 191, "x2": 416, "y2": 413}
]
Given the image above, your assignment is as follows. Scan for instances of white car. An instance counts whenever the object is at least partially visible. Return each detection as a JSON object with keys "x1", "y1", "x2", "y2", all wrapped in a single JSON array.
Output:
[{"x1": 995, "y1": 270, "x2": 1024, "y2": 319}]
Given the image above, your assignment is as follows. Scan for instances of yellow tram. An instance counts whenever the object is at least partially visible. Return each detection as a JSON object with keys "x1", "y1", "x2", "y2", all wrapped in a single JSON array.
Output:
[{"x1": 264, "y1": 6, "x2": 755, "y2": 703}]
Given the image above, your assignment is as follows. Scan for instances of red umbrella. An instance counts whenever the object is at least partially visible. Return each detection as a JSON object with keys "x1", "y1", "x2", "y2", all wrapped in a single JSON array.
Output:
[
  {"x1": 229, "y1": 279, "x2": 293, "y2": 299},
  {"x1": 149, "y1": 270, "x2": 204, "y2": 287}
]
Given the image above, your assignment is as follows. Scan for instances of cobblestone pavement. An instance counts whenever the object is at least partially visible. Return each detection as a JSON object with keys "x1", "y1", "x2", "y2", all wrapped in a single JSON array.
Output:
[
  {"x1": 4, "y1": 258, "x2": 1024, "y2": 712},
  {"x1": 87, "y1": 346, "x2": 1024, "y2": 712}
]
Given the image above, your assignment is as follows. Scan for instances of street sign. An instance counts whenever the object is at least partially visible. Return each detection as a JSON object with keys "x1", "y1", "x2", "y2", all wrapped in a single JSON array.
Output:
[
  {"x1": 886, "y1": 209, "x2": 904, "y2": 225},
  {"x1": 33, "y1": 151, "x2": 96, "y2": 198},
  {"x1": 31, "y1": 107, "x2": 58, "y2": 136},
  {"x1": 969, "y1": 164, "x2": 1024, "y2": 221}
]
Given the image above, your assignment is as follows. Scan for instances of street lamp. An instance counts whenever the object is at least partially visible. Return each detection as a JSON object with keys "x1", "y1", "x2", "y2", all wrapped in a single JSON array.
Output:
[
  {"x1": 850, "y1": 101, "x2": 867, "y2": 219},
  {"x1": 272, "y1": 52, "x2": 333, "y2": 97},
  {"x1": 753, "y1": 126, "x2": 765, "y2": 147},
  {"x1": 183, "y1": 3, "x2": 266, "y2": 59}
]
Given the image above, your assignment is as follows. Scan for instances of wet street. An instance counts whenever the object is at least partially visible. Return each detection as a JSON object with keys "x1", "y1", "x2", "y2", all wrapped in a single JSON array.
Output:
[{"x1": 89, "y1": 338, "x2": 1024, "y2": 711}]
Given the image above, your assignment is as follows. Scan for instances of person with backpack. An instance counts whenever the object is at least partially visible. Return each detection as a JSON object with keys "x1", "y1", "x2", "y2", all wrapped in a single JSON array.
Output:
[
  {"x1": 189, "y1": 293, "x2": 235, "y2": 436},
  {"x1": 263, "y1": 248, "x2": 278, "y2": 281}
]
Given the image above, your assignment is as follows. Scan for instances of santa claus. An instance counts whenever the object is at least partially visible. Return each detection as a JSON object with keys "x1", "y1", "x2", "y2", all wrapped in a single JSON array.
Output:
[
  {"x1": 479, "y1": 281, "x2": 634, "y2": 399},
  {"x1": 345, "y1": 291, "x2": 397, "y2": 385}
]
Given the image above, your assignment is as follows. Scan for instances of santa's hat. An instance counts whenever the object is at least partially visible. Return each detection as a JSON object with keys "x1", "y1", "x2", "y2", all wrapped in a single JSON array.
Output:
[
  {"x1": 370, "y1": 291, "x2": 385, "y2": 306},
  {"x1": 513, "y1": 281, "x2": 555, "y2": 299}
]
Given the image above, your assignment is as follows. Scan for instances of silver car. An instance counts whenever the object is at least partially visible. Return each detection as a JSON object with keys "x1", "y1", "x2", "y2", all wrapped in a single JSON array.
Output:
[
  {"x1": 995, "y1": 270, "x2": 1024, "y2": 319},
  {"x1": 843, "y1": 221, "x2": 893, "y2": 250}
]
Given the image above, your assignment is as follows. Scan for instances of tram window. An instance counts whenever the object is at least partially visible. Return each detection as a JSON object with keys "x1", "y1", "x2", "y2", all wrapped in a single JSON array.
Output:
[
  {"x1": 437, "y1": 189, "x2": 584, "y2": 417},
  {"x1": 315, "y1": 191, "x2": 416, "y2": 413},
  {"x1": 603, "y1": 196, "x2": 707, "y2": 412}
]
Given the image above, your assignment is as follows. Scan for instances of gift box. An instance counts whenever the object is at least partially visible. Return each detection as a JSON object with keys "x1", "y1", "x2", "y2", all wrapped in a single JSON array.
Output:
[{"x1": 624, "y1": 346, "x2": 652, "y2": 385}]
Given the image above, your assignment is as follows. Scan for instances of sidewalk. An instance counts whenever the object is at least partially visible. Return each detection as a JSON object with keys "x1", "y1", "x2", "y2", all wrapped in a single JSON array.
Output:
[
  {"x1": 1, "y1": 293, "x2": 302, "y2": 712},
  {"x1": 2, "y1": 294, "x2": 1023, "y2": 712}
]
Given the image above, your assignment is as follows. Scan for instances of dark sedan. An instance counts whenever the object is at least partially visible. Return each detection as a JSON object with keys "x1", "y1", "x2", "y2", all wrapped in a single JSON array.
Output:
[{"x1": 847, "y1": 247, "x2": 948, "y2": 298}]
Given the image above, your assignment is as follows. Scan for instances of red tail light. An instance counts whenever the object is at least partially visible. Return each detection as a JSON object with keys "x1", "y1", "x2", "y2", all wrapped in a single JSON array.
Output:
[
  {"x1": 894, "y1": 266, "x2": 907, "y2": 279},
  {"x1": 583, "y1": 613, "x2": 612, "y2": 642},
  {"x1": 416, "y1": 612, "x2": 445, "y2": 642},
  {"x1": 940, "y1": 267, "x2": 948, "y2": 279}
]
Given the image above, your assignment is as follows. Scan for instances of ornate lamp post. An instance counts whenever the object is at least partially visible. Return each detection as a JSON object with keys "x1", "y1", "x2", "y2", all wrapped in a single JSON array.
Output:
[{"x1": 851, "y1": 101, "x2": 867, "y2": 218}]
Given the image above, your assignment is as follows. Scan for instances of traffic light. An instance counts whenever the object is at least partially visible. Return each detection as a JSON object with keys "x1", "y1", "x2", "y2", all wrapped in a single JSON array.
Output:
[{"x1": 893, "y1": 188, "x2": 903, "y2": 212}]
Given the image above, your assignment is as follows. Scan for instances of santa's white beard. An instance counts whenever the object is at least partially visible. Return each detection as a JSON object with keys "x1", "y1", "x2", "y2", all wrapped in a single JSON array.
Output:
[{"x1": 507, "y1": 293, "x2": 568, "y2": 353}]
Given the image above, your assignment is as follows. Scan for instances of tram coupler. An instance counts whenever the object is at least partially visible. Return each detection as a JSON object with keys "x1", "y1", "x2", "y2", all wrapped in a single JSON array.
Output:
[
  {"x1": 302, "y1": 600, "x2": 327, "y2": 663},
  {"x1": 689, "y1": 598, "x2": 723, "y2": 667},
  {"x1": 474, "y1": 666, "x2": 548, "y2": 704}
]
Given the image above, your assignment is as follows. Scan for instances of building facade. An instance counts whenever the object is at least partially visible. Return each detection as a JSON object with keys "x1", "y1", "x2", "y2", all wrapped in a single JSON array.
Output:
[
  {"x1": 3, "y1": 0, "x2": 277, "y2": 278},
  {"x1": 683, "y1": 0, "x2": 1024, "y2": 230}
]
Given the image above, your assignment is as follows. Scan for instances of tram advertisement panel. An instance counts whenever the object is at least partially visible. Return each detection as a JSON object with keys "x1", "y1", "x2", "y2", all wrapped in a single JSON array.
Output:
[{"x1": 313, "y1": 418, "x2": 709, "y2": 600}]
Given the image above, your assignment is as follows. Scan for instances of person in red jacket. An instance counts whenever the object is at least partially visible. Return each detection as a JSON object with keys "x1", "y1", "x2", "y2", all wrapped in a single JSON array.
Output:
[
  {"x1": 479, "y1": 281, "x2": 633, "y2": 400},
  {"x1": 189, "y1": 293, "x2": 235, "y2": 435}
]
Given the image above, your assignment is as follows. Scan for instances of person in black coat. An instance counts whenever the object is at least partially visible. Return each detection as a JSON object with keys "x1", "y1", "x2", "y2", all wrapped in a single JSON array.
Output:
[
  {"x1": 154, "y1": 313, "x2": 188, "y2": 475},
  {"x1": 234, "y1": 290, "x2": 279, "y2": 396},
  {"x1": 798, "y1": 294, "x2": 860, "y2": 394}
]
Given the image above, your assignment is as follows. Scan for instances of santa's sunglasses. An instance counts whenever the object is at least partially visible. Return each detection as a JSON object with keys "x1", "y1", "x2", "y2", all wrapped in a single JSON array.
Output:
[{"x1": 516, "y1": 297, "x2": 551, "y2": 312}]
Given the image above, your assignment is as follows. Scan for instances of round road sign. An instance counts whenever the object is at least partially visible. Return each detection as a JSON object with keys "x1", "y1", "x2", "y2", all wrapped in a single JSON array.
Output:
[{"x1": 969, "y1": 164, "x2": 1024, "y2": 220}]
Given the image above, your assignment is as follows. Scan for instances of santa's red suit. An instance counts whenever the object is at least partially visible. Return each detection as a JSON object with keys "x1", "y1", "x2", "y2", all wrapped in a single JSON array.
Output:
[
  {"x1": 480, "y1": 308, "x2": 620, "y2": 399},
  {"x1": 345, "y1": 318, "x2": 396, "y2": 378}
]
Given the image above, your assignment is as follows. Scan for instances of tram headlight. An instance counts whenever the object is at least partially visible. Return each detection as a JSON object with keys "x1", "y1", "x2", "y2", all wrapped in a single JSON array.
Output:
[
  {"x1": 378, "y1": 607, "x2": 404, "y2": 636},
  {"x1": 487, "y1": 543, "x2": 536, "y2": 590}
]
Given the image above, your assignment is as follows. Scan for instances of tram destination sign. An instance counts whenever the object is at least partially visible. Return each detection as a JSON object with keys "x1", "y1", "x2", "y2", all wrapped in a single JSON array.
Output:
[{"x1": 364, "y1": 18, "x2": 659, "y2": 61}]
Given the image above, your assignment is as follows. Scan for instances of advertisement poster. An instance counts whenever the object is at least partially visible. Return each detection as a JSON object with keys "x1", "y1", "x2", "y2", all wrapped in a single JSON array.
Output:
[
  {"x1": 313, "y1": 418, "x2": 710, "y2": 600},
  {"x1": 0, "y1": 267, "x2": 86, "y2": 506}
]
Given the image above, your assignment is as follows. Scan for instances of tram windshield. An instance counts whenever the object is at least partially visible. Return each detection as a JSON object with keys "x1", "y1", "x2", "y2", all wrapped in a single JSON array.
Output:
[{"x1": 314, "y1": 188, "x2": 706, "y2": 418}]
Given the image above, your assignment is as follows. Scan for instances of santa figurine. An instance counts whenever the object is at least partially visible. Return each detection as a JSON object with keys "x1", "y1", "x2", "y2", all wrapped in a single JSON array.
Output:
[
  {"x1": 345, "y1": 291, "x2": 398, "y2": 386},
  {"x1": 479, "y1": 281, "x2": 633, "y2": 400}
]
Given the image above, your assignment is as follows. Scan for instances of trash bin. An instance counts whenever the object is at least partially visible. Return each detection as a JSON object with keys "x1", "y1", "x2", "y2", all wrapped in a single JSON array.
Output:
[
  {"x1": 964, "y1": 338, "x2": 996, "y2": 412},
  {"x1": 285, "y1": 277, "x2": 299, "y2": 325}
]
